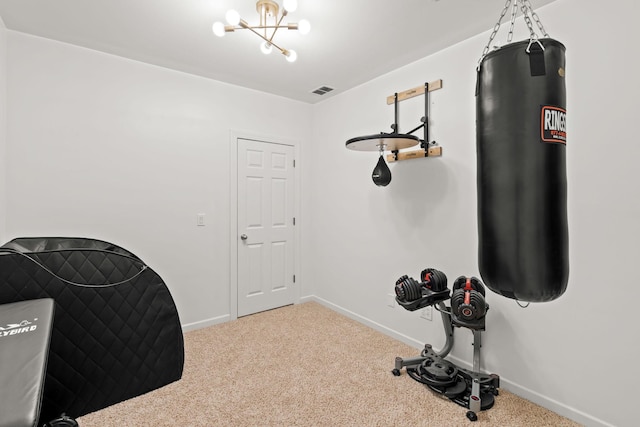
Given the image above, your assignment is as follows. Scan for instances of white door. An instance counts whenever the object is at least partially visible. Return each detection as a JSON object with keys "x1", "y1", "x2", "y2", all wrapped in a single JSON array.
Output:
[{"x1": 237, "y1": 138, "x2": 295, "y2": 317}]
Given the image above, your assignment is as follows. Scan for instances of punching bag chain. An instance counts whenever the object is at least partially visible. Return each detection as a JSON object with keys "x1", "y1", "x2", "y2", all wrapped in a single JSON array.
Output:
[
  {"x1": 478, "y1": 0, "x2": 513, "y2": 70},
  {"x1": 519, "y1": 0, "x2": 548, "y2": 44},
  {"x1": 477, "y1": 0, "x2": 550, "y2": 70},
  {"x1": 507, "y1": 0, "x2": 519, "y2": 43},
  {"x1": 522, "y1": 0, "x2": 549, "y2": 38}
]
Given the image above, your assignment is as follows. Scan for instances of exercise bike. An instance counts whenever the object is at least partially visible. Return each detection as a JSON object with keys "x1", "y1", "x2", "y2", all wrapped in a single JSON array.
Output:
[{"x1": 391, "y1": 268, "x2": 499, "y2": 422}]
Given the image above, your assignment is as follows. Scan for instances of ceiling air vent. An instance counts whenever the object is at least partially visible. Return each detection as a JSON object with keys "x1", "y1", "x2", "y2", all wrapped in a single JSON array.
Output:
[{"x1": 312, "y1": 86, "x2": 334, "y2": 95}]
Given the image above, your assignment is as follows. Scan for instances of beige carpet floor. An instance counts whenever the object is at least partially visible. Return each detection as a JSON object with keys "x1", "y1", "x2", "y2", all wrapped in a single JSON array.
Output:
[{"x1": 77, "y1": 302, "x2": 580, "y2": 426}]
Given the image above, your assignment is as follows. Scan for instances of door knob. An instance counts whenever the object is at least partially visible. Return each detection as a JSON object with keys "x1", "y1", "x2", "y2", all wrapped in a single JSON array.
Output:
[{"x1": 240, "y1": 234, "x2": 248, "y2": 241}]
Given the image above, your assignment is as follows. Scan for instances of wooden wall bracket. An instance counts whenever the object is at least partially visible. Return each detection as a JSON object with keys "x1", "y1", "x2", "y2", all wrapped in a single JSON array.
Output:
[
  {"x1": 386, "y1": 79, "x2": 443, "y2": 105},
  {"x1": 387, "y1": 146, "x2": 442, "y2": 163}
]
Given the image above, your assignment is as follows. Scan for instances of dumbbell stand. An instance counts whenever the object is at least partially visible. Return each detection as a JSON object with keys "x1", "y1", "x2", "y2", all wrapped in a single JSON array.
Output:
[{"x1": 392, "y1": 304, "x2": 499, "y2": 420}]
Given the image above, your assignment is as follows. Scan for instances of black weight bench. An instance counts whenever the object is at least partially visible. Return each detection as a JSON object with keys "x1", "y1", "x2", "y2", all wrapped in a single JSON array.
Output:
[{"x1": 0, "y1": 298, "x2": 54, "y2": 427}]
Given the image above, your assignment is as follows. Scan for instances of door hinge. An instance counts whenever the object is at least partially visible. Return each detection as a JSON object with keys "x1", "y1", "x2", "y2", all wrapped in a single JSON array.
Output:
[
  {"x1": 293, "y1": 217, "x2": 296, "y2": 226},
  {"x1": 293, "y1": 274, "x2": 296, "y2": 283},
  {"x1": 293, "y1": 159, "x2": 296, "y2": 167}
]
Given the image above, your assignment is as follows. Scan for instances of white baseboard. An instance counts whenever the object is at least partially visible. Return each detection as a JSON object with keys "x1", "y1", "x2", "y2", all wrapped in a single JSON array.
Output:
[
  {"x1": 497, "y1": 378, "x2": 614, "y2": 427},
  {"x1": 300, "y1": 295, "x2": 426, "y2": 350},
  {"x1": 302, "y1": 295, "x2": 612, "y2": 427},
  {"x1": 181, "y1": 314, "x2": 230, "y2": 333}
]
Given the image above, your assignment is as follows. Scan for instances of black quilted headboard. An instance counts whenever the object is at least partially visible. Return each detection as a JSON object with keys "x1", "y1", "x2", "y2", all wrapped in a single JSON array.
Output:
[{"x1": 0, "y1": 237, "x2": 184, "y2": 424}]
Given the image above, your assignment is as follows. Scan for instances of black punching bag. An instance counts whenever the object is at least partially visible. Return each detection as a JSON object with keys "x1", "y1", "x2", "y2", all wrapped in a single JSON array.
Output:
[{"x1": 476, "y1": 38, "x2": 568, "y2": 302}]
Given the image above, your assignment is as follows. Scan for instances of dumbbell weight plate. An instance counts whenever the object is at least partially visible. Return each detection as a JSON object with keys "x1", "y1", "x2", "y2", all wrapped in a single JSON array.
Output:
[{"x1": 419, "y1": 358, "x2": 459, "y2": 387}]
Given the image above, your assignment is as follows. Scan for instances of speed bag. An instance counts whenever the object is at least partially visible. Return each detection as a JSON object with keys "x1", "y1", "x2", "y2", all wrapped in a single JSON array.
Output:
[{"x1": 476, "y1": 38, "x2": 568, "y2": 302}]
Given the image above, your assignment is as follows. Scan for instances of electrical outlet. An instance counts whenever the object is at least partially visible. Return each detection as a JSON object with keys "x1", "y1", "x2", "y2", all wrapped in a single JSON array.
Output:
[
  {"x1": 421, "y1": 306, "x2": 433, "y2": 321},
  {"x1": 387, "y1": 293, "x2": 396, "y2": 308}
]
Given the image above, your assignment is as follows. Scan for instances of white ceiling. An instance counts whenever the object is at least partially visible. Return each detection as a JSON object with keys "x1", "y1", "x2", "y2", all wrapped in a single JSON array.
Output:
[{"x1": 0, "y1": 0, "x2": 557, "y2": 104}]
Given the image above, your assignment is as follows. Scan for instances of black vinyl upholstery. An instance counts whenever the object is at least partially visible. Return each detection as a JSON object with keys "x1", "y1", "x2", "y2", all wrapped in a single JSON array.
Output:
[
  {"x1": 0, "y1": 298, "x2": 55, "y2": 427},
  {"x1": 0, "y1": 237, "x2": 184, "y2": 424}
]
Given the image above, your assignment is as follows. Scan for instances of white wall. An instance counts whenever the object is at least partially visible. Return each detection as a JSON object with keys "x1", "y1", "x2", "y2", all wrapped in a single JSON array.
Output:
[
  {"x1": 305, "y1": 0, "x2": 638, "y2": 426},
  {"x1": 5, "y1": 31, "x2": 312, "y2": 328},
  {"x1": 4, "y1": 1, "x2": 638, "y2": 425},
  {"x1": 0, "y1": 17, "x2": 7, "y2": 243}
]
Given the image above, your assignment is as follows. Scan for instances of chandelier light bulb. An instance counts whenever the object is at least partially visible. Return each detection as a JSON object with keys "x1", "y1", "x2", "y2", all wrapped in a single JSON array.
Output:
[
  {"x1": 212, "y1": 22, "x2": 226, "y2": 37},
  {"x1": 298, "y1": 19, "x2": 310, "y2": 35},
  {"x1": 225, "y1": 9, "x2": 241, "y2": 26},
  {"x1": 260, "y1": 41, "x2": 273, "y2": 55},
  {"x1": 285, "y1": 49, "x2": 297, "y2": 63},
  {"x1": 283, "y1": 0, "x2": 298, "y2": 13}
]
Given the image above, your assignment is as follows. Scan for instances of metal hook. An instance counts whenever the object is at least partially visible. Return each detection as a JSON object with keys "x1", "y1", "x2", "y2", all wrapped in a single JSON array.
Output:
[{"x1": 525, "y1": 38, "x2": 545, "y2": 54}]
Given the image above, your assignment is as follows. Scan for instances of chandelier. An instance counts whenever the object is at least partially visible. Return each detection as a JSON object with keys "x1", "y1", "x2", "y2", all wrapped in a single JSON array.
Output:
[{"x1": 212, "y1": 0, "x2": 310, "y2": 62}]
